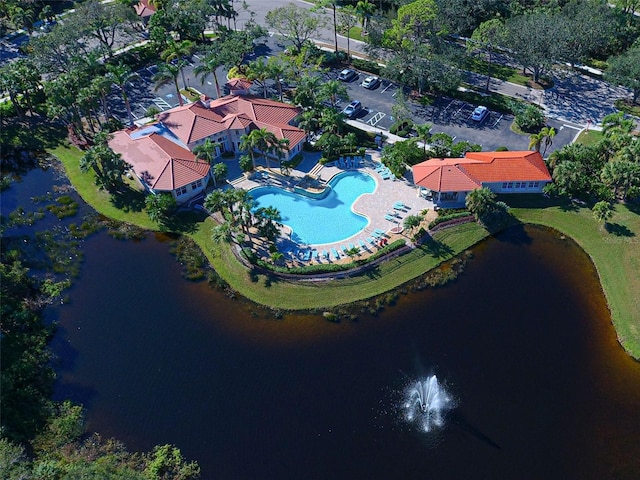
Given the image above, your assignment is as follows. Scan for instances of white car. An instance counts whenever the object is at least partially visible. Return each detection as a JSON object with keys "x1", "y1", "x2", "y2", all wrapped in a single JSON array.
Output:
[
  {"x1": 471, "y1": 105, "x2": 489, "y2": 122},
  {"x1": 362, "y1": 76, "x2": 380, "y2": 89}
]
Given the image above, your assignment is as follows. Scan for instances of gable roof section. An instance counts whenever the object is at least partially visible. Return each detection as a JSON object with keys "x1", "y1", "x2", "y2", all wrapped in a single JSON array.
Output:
[
  {"x1": 135, "y1": 0, "x2": 156, "y2": 18},
  {"x1": 412, "y1": 151, "x2": 551, "y2": 192},
  {"x1": 224, "y1": 78, "x2": 253, "y2": 91},
  {"x1": 413, "y1": 158, "x2": 482, "y2": 192},
  {"x1": 157, "y1": 103, "x2": 227, "y2": 145},
  {"x1": 109, "y1": 131, "x2": 209, "y2": 191},
  {"x1": 462, "y1": 151, "x2": 551, "y2": 183}
]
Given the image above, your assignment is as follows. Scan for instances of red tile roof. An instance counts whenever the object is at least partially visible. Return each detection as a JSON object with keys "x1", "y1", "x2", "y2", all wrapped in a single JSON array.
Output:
[
  {"x1": 158, "y1": 95, "x2": 305, "y2": 147},
  {"x1": 224, "y1": 78, "x2": 253, "y2": 90},
  {"x1": 413, "y1": 151, "x2": 551, "y2": 192},
  {"x1": 134, "y1": 0, "x2": 156, "y2": 18},
  {"x1": 109, "y1": 131, "x2": 209, "y2": 191}
]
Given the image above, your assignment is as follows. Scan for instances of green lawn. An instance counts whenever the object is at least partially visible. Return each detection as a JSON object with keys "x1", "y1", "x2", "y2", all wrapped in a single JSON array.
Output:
[
  {"x1": 508, "y1": 195, "x2": 640, "y2": 360},
  {"x1": 574, "y1": 129, "x2": 604, "y2": 146},
  {"x1": 463, "y1": 56, "x2": 541, "y2": 88},
  {"x1": 53, "y1": 142, "x2": 640, "y2": 359}
]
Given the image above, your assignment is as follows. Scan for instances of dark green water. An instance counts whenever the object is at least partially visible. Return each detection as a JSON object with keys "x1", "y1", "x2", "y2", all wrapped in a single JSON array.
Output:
[{"x1": 48, "y1": 224, "x2": 640, "y2": 479}]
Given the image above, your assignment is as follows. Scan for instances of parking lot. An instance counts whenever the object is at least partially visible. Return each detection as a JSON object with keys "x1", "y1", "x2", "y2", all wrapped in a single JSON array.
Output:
[
  {"x1": 103, "y1": 32, "x2": 580, "y2": 154},
  {"x1": 333, "y1": 69, "x2": 580, "y2": 153}
]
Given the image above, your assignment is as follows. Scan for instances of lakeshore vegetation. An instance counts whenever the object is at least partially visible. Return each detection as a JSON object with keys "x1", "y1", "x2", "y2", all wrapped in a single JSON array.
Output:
[{"x1": 51, "y1": 142, "x2": 640, "y2": 360}]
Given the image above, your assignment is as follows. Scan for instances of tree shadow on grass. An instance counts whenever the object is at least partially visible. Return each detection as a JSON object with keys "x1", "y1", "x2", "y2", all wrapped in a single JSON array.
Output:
[
  {"x1": 160, "y1": 210, "x2": 207, "y2": 234},
  {"x1": 109, "y1": 185, "x2": 146, "y2": 212},
  {"x1": 419, "y1": 237, "x2": 454, "y2": 259},
  {"x1": 605, "y1": 222, "x2": 635, "y2": 237}
]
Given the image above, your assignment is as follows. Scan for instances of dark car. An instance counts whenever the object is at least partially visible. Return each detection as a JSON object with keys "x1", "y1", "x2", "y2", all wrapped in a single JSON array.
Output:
[
  {"x1": 338, "y1": 68, "x2": 357, "y2": 82},
  {"x1": 342, "y1": 100, "x2": 363, "y2": 118}
]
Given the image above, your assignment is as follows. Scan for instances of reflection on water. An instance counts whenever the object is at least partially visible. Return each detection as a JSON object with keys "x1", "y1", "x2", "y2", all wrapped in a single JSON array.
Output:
[{"x1": 48, "y1": 223, "x2": 640, "y2": 480}]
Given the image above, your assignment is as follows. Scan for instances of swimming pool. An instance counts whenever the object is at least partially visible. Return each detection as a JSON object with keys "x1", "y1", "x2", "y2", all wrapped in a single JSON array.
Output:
[{"x1": 250, "y1": 171, "x2": 376, "y2": 245}]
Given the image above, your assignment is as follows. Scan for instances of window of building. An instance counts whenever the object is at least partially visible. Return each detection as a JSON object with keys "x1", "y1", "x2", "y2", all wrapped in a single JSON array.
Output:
[
  {"x1": 502, "y1": 182, "x2": 508, "y2": 189},
  {"x1": 507, "y1": 182, "x2": 513, "y2": 189},
  {"x1": 176, "y1": 186, "x2": 187, "y2": 196}
]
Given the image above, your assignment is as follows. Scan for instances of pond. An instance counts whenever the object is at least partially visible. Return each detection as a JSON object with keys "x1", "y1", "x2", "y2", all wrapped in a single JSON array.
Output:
[
  {"x1": 8, "y1": 163, "x2": 638, "y2": 479},
  {"x1": 47, "y1": 221, "x2": 640, "y2": 479}
]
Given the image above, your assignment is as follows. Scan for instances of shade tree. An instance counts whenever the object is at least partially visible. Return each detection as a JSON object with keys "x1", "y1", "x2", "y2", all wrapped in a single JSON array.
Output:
[{"x1": 265, "y1": 4, "x2": 328, "y2": 51}]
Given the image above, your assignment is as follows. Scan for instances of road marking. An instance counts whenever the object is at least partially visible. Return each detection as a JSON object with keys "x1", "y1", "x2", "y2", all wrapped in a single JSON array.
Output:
[
  {"x1": 562, "y1": 124, "x2": 582, "y2": 131},
  {"x1": 381, "y1": 83, "x2": 394, "y2": 93},
  {"x1": 367, "y1": 112, "x2": 386, "y2": 127}
]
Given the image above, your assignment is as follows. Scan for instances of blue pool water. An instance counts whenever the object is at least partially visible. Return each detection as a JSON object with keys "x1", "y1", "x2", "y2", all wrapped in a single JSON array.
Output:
[{"x1": 250, "y1": 171, "x2": 376, "y2": 245}]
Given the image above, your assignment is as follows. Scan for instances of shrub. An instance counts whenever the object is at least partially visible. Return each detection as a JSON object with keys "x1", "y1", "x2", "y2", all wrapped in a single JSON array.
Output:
[
  {"x1": 389, "y1": 120, "x2": 413, "y2": 136},
  {"x1": 351, "y1": 58, "x2": 381, "y2": 75},
  {"x1": 0, "y1": 100, "x2": 16, "y2": 119},
  {"x1": 509, "y1": 101, "x2": 546, "y2": 133},
  {"x1": 496, "y1": 145, "x2": 509, "y2": 151},
  {"x1": 428, "y1": 212, "x2": 473, "y2": 229}
]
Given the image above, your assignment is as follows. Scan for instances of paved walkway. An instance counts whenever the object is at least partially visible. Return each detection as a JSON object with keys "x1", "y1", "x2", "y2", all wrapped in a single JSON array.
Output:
[{"x1": 233, "y1": 149, "x2": 435, "y2": 266}]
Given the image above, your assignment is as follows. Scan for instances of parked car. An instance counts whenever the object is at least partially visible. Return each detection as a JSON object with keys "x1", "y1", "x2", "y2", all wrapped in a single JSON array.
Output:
[
  {"x1": 471, "y1": 105, "x2": 489, "y2": 122},
  {"x1": 338, "y1": 68, "x2": 358, "y2": 82},
  {"x1": 362, "y1": 76, "x2": 380, "y2": 89},
  {"x1": 342, "y1": 100, "x2": 363, "y2": 118}
]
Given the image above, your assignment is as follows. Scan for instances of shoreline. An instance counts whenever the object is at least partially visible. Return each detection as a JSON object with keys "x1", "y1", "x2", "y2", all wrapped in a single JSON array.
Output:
[{"x1": 52, "y1": 145, "x2": 640, "y2": 361}]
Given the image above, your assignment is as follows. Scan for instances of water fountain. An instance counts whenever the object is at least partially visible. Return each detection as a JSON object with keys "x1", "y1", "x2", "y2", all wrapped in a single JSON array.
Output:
[{"x1": 403, "y1": 375, "x2": 453, "y2": 432}]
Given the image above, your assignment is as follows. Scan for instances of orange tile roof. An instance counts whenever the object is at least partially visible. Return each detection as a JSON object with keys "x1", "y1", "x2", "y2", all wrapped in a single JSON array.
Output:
[
  {"x1": 462, "y1": 151, "x2": 552, "y2": 182},
  {"x1": 109, "y1": 131, "x2": 209, "y2": 191},
  {"x1": 412, "y1": 151, "x2": 551, "y2": 192}
]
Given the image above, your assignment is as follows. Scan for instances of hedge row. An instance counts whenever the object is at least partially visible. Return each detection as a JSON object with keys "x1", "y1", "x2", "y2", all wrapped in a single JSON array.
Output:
[
  {"x1": 351, "y1": 58, "x2": 381, "y2": 75},
  {"x1": 428, "y1": 212, "x2": 473, "y2": 229}
]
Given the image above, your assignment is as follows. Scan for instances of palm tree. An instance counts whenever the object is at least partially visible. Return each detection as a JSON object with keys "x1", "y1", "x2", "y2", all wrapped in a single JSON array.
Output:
[
  {"x1": 298, "y1": 110, "x2": 319, "y2": 137},
  {"x1": 193, "y1": 138, "x2": 221, "y2": 165},
  {"x1": 245, "y1": 57, "x2": 270, "y2": 98},
  {"x1": 161, "y1": 39, "x2": 195, "y2": 91},
  {"x1": 153, "y1": 61, "x2": 186, "y2": 106},
  {"x1": 355, "y1": 0, "x2": 375, "y2": 32},
  {"x1": 319, "y1": 80, "x2": 348, "y2": 108},
  {"x1": 541, "y1": 126, "x2": 556, "y2": 156},
  {"x1": 592, "y1": 200, "x2": 613, "y2": 228},
  {"x1": 320, "y1": 108, "x2": 345, "y2": 135},
  {"x1": 267, "y1": 57, "x2": 287, "y2": 101},
  {"x1": 106, "y1": 63, "x2": 136, "y2": 125},
  {"x1": 212, "y1": 162, "x2": 228, "y2": 187},
  {"x1": 415, "y1": 123, "x2": 432, "y2": 153},
  {"x1": 465, "y1": 187, "x2": 497, "y2": 221},
  {"x1": 338, "y1": 6, "x2": 358, "y2": 59},
  {"x1": 240, "y1": 128, "x2": 287, "y2": 170},
  {"x1": 194, "y1": 48, "x2": 223, "y2": 98},
  {"x1": 528, "y1": 132, "x2": 543, "y2": 152},
  {"x1": 293, "y1": 74, "x2": 323, "y2": 109},
  {"x1": 91, "y1": 75, "x2": 114, "y2": 120},
  {"x1": 403, "y1": 214, "x2": 423, "y2": 237},
  {"x1": 161, "y1": 39, "x2": 195, "y2": 63}
]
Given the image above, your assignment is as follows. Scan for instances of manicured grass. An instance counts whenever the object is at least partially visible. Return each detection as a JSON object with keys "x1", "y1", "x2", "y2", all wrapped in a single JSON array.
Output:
[
  {"x1": 464, "y1": 56, "x2": 532, "y2": 87},
  {"x1": 507, "y1": 195, "x2": 640, "y2": 360},
  {"x1": 574, "y1": 129, "x2": 604, "y2": 146},
  {"x1": 53, "y1": 141, "x2": 640, "y2": 359},
  {"x1": 348, "y1": 27, "x2": 365, "y2": 42},
  {"x1": 52, "y1": 143, "x2": 157, "y2": 230},
  {"x1": 202, "y1": 220, "x2": 489, "y2": 309}
]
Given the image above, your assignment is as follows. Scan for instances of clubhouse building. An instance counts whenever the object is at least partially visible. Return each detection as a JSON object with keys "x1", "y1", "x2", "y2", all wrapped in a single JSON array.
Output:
[
  {"x1": 412, "y1": 151, "x2": 552, "y2": 206},
  {"x1": 109, "y1": 95, "x2": 306, "y2": 203}
]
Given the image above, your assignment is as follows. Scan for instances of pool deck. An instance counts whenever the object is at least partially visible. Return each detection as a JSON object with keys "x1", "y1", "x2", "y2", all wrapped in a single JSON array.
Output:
[{"x1": 232, "y1": 149, "x2": 436, "y2": 265}]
